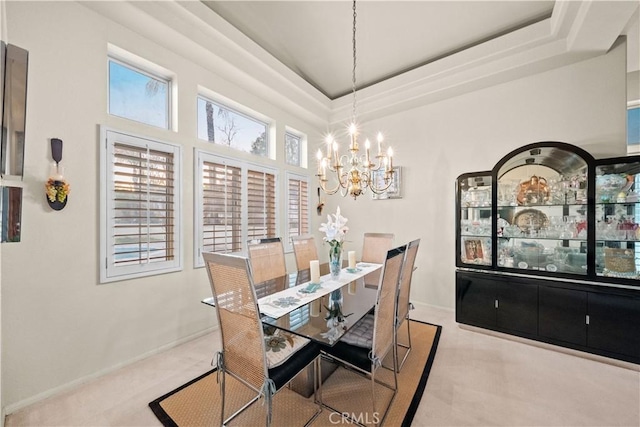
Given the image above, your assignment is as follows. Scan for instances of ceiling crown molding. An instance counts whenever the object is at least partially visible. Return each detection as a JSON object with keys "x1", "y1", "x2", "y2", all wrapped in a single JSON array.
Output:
[
  {"x1": 82, "y1": 0, "x2": 637, "y2": 129},
  {"x1": 329, "y1": 0, "x2": 639, "y2": 125}
]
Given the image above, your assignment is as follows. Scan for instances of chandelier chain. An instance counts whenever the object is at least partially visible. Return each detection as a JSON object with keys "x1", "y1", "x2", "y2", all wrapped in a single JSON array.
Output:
[{"x1": 351, "y1": 0, "x2": 357, "y2": 125}]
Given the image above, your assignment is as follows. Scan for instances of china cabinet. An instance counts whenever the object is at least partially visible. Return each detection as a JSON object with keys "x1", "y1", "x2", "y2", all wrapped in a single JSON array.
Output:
[{"x1": 456, "y1": 142, "x2": 640, "y2": 364}]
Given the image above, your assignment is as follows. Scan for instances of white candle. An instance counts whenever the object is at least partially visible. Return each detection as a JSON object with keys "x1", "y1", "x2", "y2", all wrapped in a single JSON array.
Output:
[
  {"x1": 348, "y1": 281, "x2": 357, "y2": 295},
  {"x1": 310, "y1": 260, "x2": 320, "y2": 283},
  {"x1": 310, "y1": 299, "x2": 320, "y2": 317},
  {"x1": 348, "y1": 251, "x2": 356, "y2": 269}
]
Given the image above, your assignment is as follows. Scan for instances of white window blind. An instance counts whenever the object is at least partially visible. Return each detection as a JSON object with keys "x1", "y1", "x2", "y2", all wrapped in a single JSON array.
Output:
[
  {"x1": 248, "y1": 169, "x2": 277, "y2": 241},
  {"x1": 202, "y1": 161, "x2": 242, "y2": 254},
  {"x1": 195, "y1": 151, "x2": 278, "y2": 267},
  {"x1": 286, "y1": 173, "x2": 310, "y2": 250},
  {"x1": 101, "y1": 129, "x2": 182, "y2": 283}
]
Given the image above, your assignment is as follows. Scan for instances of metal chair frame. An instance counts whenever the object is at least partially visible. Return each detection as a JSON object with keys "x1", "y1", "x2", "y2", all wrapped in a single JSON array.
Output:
[
  {"x1": 395, "y1": 238, "x2": 420, "y2": 372},
  {"x1": 318, "y1": 245, "x2": 406, "y2": 427},
  {"x1": 203, "y1": 252, "x2": 322, "y2": 426}
]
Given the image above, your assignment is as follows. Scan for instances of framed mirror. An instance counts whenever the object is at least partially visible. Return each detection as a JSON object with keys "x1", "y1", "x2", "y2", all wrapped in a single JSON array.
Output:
[
  {"x1": 1, "y1": 186, "x2": 22, "y2": 242},
  {"x1": 1, "y1": 43, "x2": 29, "y2": 179}
]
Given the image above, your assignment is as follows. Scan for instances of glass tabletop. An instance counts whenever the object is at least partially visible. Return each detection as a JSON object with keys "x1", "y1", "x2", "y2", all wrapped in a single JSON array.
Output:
[{"x1": 202, "y1": 262, "x2": 381, "y2": 346}]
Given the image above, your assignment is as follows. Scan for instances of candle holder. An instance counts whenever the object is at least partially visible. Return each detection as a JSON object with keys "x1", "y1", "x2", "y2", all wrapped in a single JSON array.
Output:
[{"x1": 46, "y1": 138, "x2": 69, "y2": 210}]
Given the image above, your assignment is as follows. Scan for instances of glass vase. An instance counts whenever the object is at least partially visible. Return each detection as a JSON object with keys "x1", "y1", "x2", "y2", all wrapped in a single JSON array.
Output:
[{"x1": 329, "y1": 244, "x2": 342, "y2": 279}]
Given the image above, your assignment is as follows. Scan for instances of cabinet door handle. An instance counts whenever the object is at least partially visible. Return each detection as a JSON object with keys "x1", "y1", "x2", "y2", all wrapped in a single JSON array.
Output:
[
  {"x1": 495, "y1": 299, "x2": 499, "y2": 309},
  {"x1": 586, "y1": 315, "x2": 590, "y2": 325}
]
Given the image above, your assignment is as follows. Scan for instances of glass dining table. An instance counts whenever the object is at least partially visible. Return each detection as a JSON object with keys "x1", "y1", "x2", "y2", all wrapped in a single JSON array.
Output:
[{"x1": 202, "y1": 261, "x2": 382, "y2": 346}]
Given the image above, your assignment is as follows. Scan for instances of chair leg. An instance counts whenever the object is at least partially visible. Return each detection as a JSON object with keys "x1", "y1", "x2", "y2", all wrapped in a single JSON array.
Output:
[
  {"x1": 396, "y1": 316, "x2": 412, "y2": 372},
  {"x1": 219, "y1": 371, "x2": 226, "y2": 427}
]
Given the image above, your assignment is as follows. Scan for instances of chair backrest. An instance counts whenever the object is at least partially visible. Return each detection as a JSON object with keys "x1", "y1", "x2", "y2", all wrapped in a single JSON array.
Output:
[
  {"x1": 247, "y1": 237, "x2": 287, "y2": 283},
  {"x1": 397, "y1": 239, "x2": 420, "y2": 324},
  {"x1": 291, "y1": 235, "x2": 319, "y2": 271},
  {"x1": 371, "y1": 245, "x2": 406, "y2": 362},
  {"x1": 202, "y1": 252, "x2": 267, "y2": 390},
  {"x1": 362, "y1": 232, "x2": 395, "y2": 287}
]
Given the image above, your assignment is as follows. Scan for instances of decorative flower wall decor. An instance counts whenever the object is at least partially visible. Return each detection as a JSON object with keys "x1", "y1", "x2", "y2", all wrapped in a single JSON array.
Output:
[{"x1": 46, "y1": 178, "x2": 70, "y2": 204}]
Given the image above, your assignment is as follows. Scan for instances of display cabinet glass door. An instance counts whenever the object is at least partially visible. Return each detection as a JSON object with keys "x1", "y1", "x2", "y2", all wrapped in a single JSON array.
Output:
[
  {"x1": 458, "y1": 173, "x2": 492, "y2": 267},
  {"x1": 495, "y1": 144, "x2": 589, "y2": 275},
  {"x1": 595, "y1": 158, "x2": 640, "y2": 280}
]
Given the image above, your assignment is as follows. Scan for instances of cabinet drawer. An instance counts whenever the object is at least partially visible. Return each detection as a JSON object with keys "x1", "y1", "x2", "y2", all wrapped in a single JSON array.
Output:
[
  {"x1": 588, "y1": 293, "x2": 640, "y2": 359},
  {"x1": 539, "y1": 286, "x2": 587, "y2": 346}
]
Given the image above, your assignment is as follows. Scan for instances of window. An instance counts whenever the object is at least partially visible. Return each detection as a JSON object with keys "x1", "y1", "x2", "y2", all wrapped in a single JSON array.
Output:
[
  {"x1": 100, "y1": 128, "x2": 182, "y2": 283},
  {"x1": 628, "y1": 103, "x2": 640, "y2": 146},
  {"x1": 197, "y1": 96, "x2": 269, "y2": 157},
  {"x1": 195, "y1": 150, "x2": 278, "y2": 267},
  {"x1": 285, "y1": 131, "x2": 302, "y2": 166},
  {"x1": 108, "y1": 58, "x2": 170, "y2": 129},
  {"x1": 286, "y1": 173, "x2": 310, "y2": 251}
]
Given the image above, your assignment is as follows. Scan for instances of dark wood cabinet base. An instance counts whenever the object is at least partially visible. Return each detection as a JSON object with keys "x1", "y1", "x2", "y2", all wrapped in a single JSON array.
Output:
[{"x1": 456, "y1": 270, "x2": 640, "y2": 365}]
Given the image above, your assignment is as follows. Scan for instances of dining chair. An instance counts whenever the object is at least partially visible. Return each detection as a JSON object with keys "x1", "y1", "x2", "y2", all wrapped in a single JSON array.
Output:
[
  {"x1": 247, "y1": 237, "x2": 287, "y2": 284},
  {"x1": 202, "y1": 252, "x2": 322, "y2": 427},
  {"x1": 361, "y1": 232, "x2": 395, "y2": 289},
  {"x1": 318, "y1": 244, "x2": 406, "y2": 427},
  {"x1": 291, "y1": 235, "x2": 319, "y2": 271},
  {"x1": 395, "y1": 238, "x2": 420, "y2": 372}
]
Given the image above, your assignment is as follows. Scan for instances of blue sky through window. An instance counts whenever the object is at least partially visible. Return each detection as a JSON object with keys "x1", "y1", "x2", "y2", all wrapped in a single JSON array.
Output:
[
  {"x1": 628, "y1": 107, "x2": 640, "y2": 145},
  {"x1": 109, "y1": 60, "x2": 168, "y2": 129}
]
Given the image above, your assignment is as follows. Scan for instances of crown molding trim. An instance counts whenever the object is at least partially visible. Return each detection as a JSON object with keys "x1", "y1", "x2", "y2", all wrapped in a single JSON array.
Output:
[{"x1": 81, "y1": 1, "x2": 637, "y2": 129}]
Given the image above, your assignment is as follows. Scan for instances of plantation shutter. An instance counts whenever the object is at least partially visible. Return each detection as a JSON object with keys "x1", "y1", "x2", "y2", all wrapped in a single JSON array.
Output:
[
  {"x1": 247, "y1": 169, "x2": 276, "y2": 240},
  {"x1": 287, "y1": 176, "x2": 309, "y2": 238},
  {"x1": 202, "y1": 161, "x2": 242, "y2": 253},
  {"x1": 112, "y1": 142, "x2": 175, "y2": 265}
]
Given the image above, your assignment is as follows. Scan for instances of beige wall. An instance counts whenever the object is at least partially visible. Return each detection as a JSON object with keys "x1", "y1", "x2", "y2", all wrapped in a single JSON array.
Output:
[
  {"x1": 0, "y1": 0, "x2": 629, "y2": 415},
  {"x1": 1, "y1": 1, "x2": 322, "y2": 411},
  {"x1": 326, "y1": 40, "x2": 627, "y2": 311}
]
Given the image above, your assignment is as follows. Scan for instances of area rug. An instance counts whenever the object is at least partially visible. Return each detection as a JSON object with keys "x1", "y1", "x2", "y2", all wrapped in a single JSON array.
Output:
[{"x1": 149, "y1": 320, "x2": 441, "y2": 426}]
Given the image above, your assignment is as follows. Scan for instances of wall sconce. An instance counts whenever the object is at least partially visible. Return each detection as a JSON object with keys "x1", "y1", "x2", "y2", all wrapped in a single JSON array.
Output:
[{"x1": 45, "y1": 138, "x2": 69, "y2": 210}]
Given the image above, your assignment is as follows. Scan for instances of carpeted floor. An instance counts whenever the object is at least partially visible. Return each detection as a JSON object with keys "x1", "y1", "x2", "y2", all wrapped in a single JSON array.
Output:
[{"x1": 150, "y1": 320, "x2": 441, "y2": 426}]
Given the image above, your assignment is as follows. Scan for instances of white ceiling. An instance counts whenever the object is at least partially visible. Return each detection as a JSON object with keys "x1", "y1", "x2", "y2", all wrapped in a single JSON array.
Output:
[{"x1": 202, "y1": 1, "x2": 557, "y2": 99}]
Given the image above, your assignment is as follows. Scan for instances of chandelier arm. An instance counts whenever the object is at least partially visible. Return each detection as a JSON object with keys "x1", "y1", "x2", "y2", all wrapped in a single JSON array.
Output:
[
  {"x1": 363, "y1": 170, "x2": 396, "y2": 195},
  {"x1": 318, "y1": 169, "x2": 349, "y2": 195}
]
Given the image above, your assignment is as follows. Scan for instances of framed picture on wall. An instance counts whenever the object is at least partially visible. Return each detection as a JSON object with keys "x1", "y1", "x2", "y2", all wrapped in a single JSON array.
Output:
[{"x1": 371, "y1": 166, "x2": 402, "y2": 200}]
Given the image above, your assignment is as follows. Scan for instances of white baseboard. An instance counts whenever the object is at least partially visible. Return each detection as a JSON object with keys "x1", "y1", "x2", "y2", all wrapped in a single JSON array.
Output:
[
  {"x1": 459, "y1": 324, "x2": 640, "y2": 372},
  {"x1": 4, "y1": 326, "x2": 218, "y2": 415}
]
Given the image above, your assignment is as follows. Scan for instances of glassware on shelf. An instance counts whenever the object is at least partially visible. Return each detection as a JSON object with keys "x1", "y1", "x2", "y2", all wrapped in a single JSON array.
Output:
[{"x1": 595, "y1": 174, "x2": 630, "y2": 203}]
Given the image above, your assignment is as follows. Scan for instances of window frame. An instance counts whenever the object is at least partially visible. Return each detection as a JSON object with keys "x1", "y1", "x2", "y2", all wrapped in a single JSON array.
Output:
[
  {"x1": 100, "y1": 126, "x2": 183, "y2": 283},
  {"x1": 194, "y1": 149, "x2": 279, "y2": 268},
  {"x1": 107, "y1": 55, "x2": 173, "y2": 130},
  {"x1": 285, "y1": 172, "x2": 311, "y2": 253}
]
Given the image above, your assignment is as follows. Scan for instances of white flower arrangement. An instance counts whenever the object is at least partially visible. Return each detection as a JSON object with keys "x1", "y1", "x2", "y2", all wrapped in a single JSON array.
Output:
[{"x1": 319, "y1": 206, "x2": 349, "y2": 247}]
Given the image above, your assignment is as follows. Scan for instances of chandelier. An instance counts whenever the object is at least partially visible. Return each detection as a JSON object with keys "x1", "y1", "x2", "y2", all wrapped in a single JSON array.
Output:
[{"x1": 316, "y1": 0, "x2": 396, "y2": 200}]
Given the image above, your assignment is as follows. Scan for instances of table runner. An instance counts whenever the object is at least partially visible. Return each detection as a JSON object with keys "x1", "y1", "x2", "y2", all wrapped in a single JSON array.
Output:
[{"x1": 258, "y1": 262, "x2": 382, "y2": 319}]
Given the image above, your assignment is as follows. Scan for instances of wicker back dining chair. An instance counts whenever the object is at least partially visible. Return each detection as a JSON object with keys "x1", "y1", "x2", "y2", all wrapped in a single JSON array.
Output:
[
  {"x1": 291, "y1": 235, "x2": 319, "y2": 271},
  {"x1": 247, "y1": 237, "x2": 287, "y2": 284},
  {"x1": 395, "y1": 238, "x2": 420, "y2": 372},
  {"x1": 202, "y1": 252, "x2": 322, "y2": 426},
  {"x1": 361, "y1": 232, "x2": 395, "y2": 289},
  {"x1": 319, "y1": 245, "x2": 406, "y2": 427}
]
